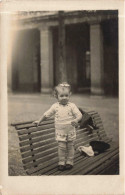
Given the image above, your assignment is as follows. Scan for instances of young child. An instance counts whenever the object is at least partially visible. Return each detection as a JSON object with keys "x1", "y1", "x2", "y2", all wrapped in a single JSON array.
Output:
[{"x1": 33, "y1": 82, "x2": 82, "y2": 171}]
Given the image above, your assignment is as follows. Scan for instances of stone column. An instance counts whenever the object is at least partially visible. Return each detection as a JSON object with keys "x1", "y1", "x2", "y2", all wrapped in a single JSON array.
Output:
[
  {"x1": 90, "y1": 23, "x2": 104, "y2": 95},
  {"x1": 39, "y1": 26, "x2": 53, "y2": 93}
]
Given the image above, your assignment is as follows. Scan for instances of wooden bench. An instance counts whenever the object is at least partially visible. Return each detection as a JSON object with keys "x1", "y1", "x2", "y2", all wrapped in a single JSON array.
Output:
[{"x1": 11, "y1": 110, "x2": 119, "y2": 175}]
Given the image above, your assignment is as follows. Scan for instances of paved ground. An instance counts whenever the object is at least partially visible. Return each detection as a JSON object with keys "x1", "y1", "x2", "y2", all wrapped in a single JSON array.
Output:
[{"x1": 8, "y1": 93, "x2": 119, "y2": 176}]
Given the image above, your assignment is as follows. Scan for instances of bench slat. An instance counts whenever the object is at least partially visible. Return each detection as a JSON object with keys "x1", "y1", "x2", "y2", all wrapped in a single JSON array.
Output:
[
  {"x1": 22, "y1": 132, "x2": 99, "y2": 163},
  {"x1": 21, "y1": 131, "x2": 106, "y2": 159},
  {"x1": 27, "y1": 157, "x2": 58, "y2": 175},
  {"x1": 88, "y1": 111, "x2": 98, "y2": 115},
  {"x1": 12, "y1": 110, "x2": 118, "y2": 175},
  {"x1": 23, "y1": 152, "x2": 58, "y2": 170},
  {"x1": 76, "y1": 148, "x2": 119, "y2": 175},
  {"x1": 21, "y1": 130, "x2": 106, "y2": 161},
  {"x1": 97, "y1": 159, "x2": 119, "y2": 175},
  {"x1": 19, "y1": 130, "x2": 54, "y2": 141},
  {"x1": 20, "y1": 139, "x2": 56, "y2": 153},
  {"x1": 55, "y1": 146, "x2": 119, "y2": 175},
  {"x1": 20, "y1": 137, "x2": 55, "y2": 151},
  {"x1": 19, "y1": 126, "x2": 102, "y2": 147},
  {"x1": 16, "y1": 121, "x2": 54, "y2": 130},
  {"x1": 23, "y1": 136, "x2": 108, "y2": 170},
  {"x1": 23, "y1": 147, "x2": 58, "y2": 164},
  {"x1": 27, "y1": 149, "x2": 85, "y2": 175},
  {"x1": 92, "y1": 114, "x2": 101, "y2": 119},
  {"x1": 17, "y1": 115, "x2": 103, "y2": 137},
  {"x1": 93, "y1": 117, "x2": 102, "y2": 122},
  {"x1": 45, "y1": 154, "x2": 89, "y2": 176},
  {"x1": 46, "y1": 137, "x2": 111, "y2": 176},
  {"x1": 67, "y1": 141, "x2": 118, "y2": 174},
  {"x1": 45, "y1": 137, "x2": 111, "y2": 175},
  {"x1": 19, "y1": 127, "x2": 87, "y2": 141},
  {"x1": 21, "y1": 142, "x2": 57, "y2": 158},
  {"x1": 87, "y1": 153, "x2": 119, "y2": 175},
  {"x1": 20, "y1": 127, "x2": 107, "y2": 157},
  {"x1": 19, "y1": 132, "x2": 55, "y2": 147},
  {"x1": 32, "y1": 144, "x2": 118, "y2": 175},
  {"x1": 75, "y1": 133, "x2": 107, "y2": 148},
  {"x1": 11, "y1": 117, "x2": 54, "y2": 126},
  {"x1": 28, "y1": 137, "x2": 111, "y2": 175},
  {"x1": 20, "y1": 129, "x2": 104, "y2": 155},
  {"x1": 18, "y1": 125, "x2": 103, "y2": 142},
  {"x1": 18, "y1": 127, "x2": 55, "y2": 136},
  {"x1": 29, "y1": 146, "x2": 96, "y2": 175},
  {"x1": 14, "y1": 111, "x2": 99, "y2": 130},
  {"x1": 19, "y1": 124, "x2": 105, "y2": 147},
  {"x1": 14, "y1": 111, "x2": 98, "y2": 130}
]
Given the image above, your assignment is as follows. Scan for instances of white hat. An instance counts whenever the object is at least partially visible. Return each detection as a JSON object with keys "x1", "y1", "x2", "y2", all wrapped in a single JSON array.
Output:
[{"x1": 78, "y1": 146, "x2": 94, "y2": 156}]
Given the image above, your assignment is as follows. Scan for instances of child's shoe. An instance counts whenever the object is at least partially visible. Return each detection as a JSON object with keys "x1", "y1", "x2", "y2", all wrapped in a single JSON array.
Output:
[
  {"x1": 58, "y1": 165, "x2": 65, "y2": 171},
  {"x1": 66, "y1": 164, "x2": 73, "y2": 170}
]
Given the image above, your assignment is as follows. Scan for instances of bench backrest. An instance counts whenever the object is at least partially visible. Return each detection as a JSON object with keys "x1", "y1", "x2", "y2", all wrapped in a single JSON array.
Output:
[{"x1": 11, "y1": 111, "x2": 108, "y2": 175}]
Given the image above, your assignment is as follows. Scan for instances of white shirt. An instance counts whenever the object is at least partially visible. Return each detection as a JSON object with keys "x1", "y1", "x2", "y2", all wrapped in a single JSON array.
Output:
[
  {"x1": 44, "y1": 102, "x2": 82, "y2": 125},
  {"x1": 44, "y1": 102, "x2": 82, "y2": 141}
]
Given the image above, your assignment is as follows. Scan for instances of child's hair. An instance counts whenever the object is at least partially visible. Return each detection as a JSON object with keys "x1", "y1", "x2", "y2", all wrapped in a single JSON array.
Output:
[{"x1": 53, "y1": 82, "x2": 71, "y2": 98}]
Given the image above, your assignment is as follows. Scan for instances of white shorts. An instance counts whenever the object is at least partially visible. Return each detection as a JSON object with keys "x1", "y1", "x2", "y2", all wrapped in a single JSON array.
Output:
[{"x1": 55, "y1": 124, "x2": 76, "y2": 142}]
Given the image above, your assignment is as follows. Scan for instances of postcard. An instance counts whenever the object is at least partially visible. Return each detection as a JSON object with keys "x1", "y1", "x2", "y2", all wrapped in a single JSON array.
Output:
[{"x1": 0, "y1": 0, "x2": 124, "y2": 194}]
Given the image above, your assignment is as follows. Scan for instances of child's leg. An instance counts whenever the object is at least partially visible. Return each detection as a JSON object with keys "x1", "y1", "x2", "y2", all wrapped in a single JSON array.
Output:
[
  {"x1": 58, "y1": 141, "x2": 67, "y2": 165},
  {"x1": 66, "y1": 141, "x2": 75, "y2": 166}
]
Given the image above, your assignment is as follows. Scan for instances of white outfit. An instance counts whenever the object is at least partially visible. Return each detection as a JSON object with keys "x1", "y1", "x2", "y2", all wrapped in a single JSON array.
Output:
[
  {"x1": 44, "y1": 101, "x2": 82, "y2": 165},
  {"x1": 44, "y1": 102, "x2": 82, "y2": 142}
]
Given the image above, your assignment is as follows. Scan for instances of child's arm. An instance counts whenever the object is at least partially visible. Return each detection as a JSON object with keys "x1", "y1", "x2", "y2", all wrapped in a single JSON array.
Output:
[
  {"x1": 71, "y1": 103, "x2": 82, "y2": 127},
  {"x1": 71, "y1": 114, "x2": 82, "y2": 127},
  {"x1": 33, "y1": 104, "x2": 56, "y2": 126},
  {"x1": 33, "y1": 115, "x2": 47, "y2": 126}
]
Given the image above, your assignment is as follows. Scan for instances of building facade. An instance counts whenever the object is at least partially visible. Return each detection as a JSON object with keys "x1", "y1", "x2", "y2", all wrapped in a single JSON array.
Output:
[{"x1": 8, "y1": 11, "x2": 118, "y2": 95}]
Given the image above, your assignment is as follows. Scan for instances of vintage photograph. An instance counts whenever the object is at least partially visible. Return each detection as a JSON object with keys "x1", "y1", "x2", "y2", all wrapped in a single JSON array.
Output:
[{"x1": 8, "y1": 10, "x2": 119, "y2": 176}]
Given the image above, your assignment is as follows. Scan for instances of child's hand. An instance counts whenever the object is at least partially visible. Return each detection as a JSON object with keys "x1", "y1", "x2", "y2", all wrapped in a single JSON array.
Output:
[
  {"x1": 33, "y1": 120, "x2": 40, "y2": 126},
  {"x1": 71, "y1": 119, "x2": 78, "y2": 127}
]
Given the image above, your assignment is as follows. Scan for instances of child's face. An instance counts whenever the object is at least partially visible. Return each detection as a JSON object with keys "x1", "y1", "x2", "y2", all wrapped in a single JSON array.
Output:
[{"x1": 57, "y1": 88, "x2": 70, "y2": 105}]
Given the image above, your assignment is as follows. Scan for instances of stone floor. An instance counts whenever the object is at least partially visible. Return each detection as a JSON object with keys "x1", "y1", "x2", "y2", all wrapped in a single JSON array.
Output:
[{"x1": 8, "y1": 93, "x2": 119, "y2": 175}]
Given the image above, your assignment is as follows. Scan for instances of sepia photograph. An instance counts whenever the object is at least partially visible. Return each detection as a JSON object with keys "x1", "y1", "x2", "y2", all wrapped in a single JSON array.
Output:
[
  {"x1": 8, "y1": 10, "x2": 119, "y2": 176},
  {"x1": 0, "y1": 1, "x2": 124, "y2": 194}
]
